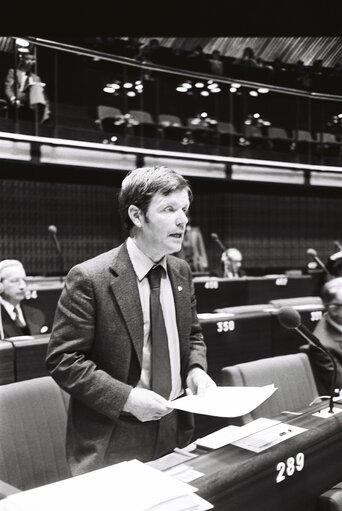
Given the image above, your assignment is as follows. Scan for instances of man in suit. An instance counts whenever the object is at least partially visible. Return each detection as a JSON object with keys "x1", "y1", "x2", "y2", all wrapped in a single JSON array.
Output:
[
  {"x1": 0, "y1": 259, "x2": 48, "y2": 339},
  {"x1": 309, "y1": 277, "x2": 342, "y2": 394},
  {"x1": 4, "y1": 51, "x2": 50, "y2": 123},
  {"x1": 46, "y1": 165, "x2": 216, "y2": 476},
  {"x1": 221, "y1": 247, "x2": 246, "y2": 278}
]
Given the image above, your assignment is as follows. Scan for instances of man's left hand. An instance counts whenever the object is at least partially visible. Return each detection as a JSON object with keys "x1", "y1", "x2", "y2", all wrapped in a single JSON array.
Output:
[{"x1": 186, "y1": 367, "x2": 216, "y2": 396}]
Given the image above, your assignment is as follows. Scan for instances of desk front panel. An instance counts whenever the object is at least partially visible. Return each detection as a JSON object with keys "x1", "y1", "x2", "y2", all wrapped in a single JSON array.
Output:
[
  {"x1": 4, "y1": 335, "x2": 50, "y2": 382},
  {"x1": 246, "y1": 275, "x2": 318, "y2": 305},
  {"x1": 200, "y1": 311, "x2": 273, "y2": 384},
  {"x1": 0, "y1": 343, "x2": 15, "y2": 384},
  {"x1": 194, "y1": 278, "x2": 248, "y2": 313},
  {"x1": 182, "y1": 403, "x2": 342, "y2": 511}
]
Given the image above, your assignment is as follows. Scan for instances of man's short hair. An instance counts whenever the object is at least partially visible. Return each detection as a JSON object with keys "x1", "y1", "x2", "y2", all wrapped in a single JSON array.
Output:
[
  {"x1": 321, "y1": 277, "x2": 342, "y2": 305},
  {"x1": 118, "y1": 166, "x2": 193, "y2": 231}
]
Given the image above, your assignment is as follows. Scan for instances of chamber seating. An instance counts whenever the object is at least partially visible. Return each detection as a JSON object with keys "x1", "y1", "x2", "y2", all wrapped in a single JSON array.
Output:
[
  {"x1": 216, "y1": 121, "x2": 242, "y2": 145},
  {"x1": 221, "y1": 352, "x2": 319, "y2": 425},
  {"x1": 293, "y1": 129, "x2": 318, "y2": 152},
  {"x1": 158, "y1": 114, "x2": 187, "y2": 141},
  {"x1": 128, "y1": 109, "x2": 158, "y2": 137},
  {"x1": 316, "y1": 132, "x2": 342, "y2": 156},
  {"x1": 244, "y1": 125, "x2": 268, "y2": 148},
  {"x1": 268, "y1": 126, "x2": 294, "y2": 151},
  {"x1": 318, "y1": 482, "x2": 342, "y2": 510},
  {"x1": 0, "y1": 376, "x2": 70, "y2": 496},
  {"x1": 96, "y1": 105, "x2": 125, "y2": 134}
]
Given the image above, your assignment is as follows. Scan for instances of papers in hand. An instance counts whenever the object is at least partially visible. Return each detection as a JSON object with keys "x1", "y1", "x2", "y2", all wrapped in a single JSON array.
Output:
[{"x1": 168, "y1": 384, "x2": 277, "y2": 418}]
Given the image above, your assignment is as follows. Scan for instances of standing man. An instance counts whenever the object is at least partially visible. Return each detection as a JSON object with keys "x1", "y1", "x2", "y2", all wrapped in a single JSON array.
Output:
[
  {"x1": 0, "y1": 259, "x2": 47, "y2": 339},
  {"x1": 46, "y1": 166, "x2": 215, "y2": 476}
]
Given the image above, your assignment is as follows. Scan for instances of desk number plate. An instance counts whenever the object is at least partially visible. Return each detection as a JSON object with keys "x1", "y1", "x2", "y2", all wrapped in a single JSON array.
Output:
[{"x1": 276, "y1": 452, "x2": 305, "y2": 483}]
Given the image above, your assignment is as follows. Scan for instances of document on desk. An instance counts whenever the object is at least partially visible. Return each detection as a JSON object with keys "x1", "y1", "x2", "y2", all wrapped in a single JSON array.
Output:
[
  {"x1": 168, "y1": 384, "x2": 277, "y2": 417},
  {"x1": 0, "y1": 459, "x2": 213, "y2": 511}
]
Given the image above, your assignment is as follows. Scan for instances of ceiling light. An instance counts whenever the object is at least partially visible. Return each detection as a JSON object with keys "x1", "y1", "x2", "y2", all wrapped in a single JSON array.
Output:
[
  {"x1": 135, "y1": 84, "x2": 143, "y2": 90},
  {"x1": 231, "y1": 83, "x2": 241, "y2": 88},
  {"x1": 15, "y1": 38, "x2": 30, "y2": 47},
  {"x1": 211, "y1": 87, "x2": 221, "y2": 93},
  {"x1": 103, "y1": 86, "x2": 115, "y2": 93},
  {"x1": 230, "y1": 87, "x2": 237, "y2": 93},
  {"x1": 258, "y1": 87, "x2": 269, "y2": 94},
  {"x1": 249, "y1": 90, "x2": 258, "y2": 97},
  {"x1": 253, "y1": 113, "x2": 260, "y2": 118},
  {"x1": 200, "y1": 112, "x2": 208, "y2": 118},
  {"x1": 200, "y1": 91, "x2": 209, "y2": 96},
  {"x1": 195, "y1": 82, "x2": 205, "y2": 88},
  {"x1": 135, "y1": 80, "x2": 142, "y2": 85},
  {"x1": 208, "y1": 82, "x2": 219, "y2": 90},
  {"x1": 127, "y1": 91, "x2": 136, "y2": 97},
  {"x1": 176, "y1": 86, "x2": 188, "y2": 92},
  {"x1": 123, "y1": 82, "x2": 133, "y2": 88}
]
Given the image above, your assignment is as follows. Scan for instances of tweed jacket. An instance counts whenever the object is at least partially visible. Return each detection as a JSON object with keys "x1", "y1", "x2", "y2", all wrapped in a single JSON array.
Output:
[{"x1": 45, "y1": 241, "x2": 207, "y2": 473}]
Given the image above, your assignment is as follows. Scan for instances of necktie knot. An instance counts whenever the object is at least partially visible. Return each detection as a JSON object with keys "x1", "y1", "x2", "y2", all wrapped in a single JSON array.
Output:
[{"x1": 147, "y1": 265, "x2": 164, "y2": 289}]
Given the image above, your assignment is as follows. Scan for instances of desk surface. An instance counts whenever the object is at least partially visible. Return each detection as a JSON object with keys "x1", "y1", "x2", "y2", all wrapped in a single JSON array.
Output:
[{"x1": 167, "y1": 401, "x2": 342, "y2": 511}]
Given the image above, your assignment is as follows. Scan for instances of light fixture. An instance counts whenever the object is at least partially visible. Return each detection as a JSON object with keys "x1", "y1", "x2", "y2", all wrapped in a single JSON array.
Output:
[
  {"x1": 231, "y1": 83, "x2": 241, "y2": 88},
  {"x1": 200, "y1": 112, "x2": 208, "y2": 118},
  {"x1": 253, "y1": 113, "x2": 260, "y2": 119},
  {"x1": 127, "y1": 91, "x2": 136, "y2": 97},
  {"x1": 176, "y1": 86, "x2": 188, "y2": 93},
  {"x1": 181, "y1": 81, "x2": 192, "y2": 89},
  {"x1": 15, "y1": 38, "x2": 30, "y2": 47},
  {"x1": 211, "y1": 87, "x2": 221, "y2": 93},
  {"x1": 195, "y1": 82, "x2": 205, "y2": 88},
  {"x1": 200, "y1": 90, "x2": 209, "y2": 96},
  {"x1": 230, "y1": 87, "x2": 237, "y2": 93},
  {"x1": 249, "y1": 90, "x2": 258, "y2": 97},
  {"x1": 258, "y1": 87, "x2": 269, "y2": 94},
  {"x1": 123, "y1": 82, "x2": 133, "y2": 88},
  {"x1": 103, "y1": 86, "x2": 115, "y2": 93},
  {"x1": 208, "y1": 82, "x2": 219, "y2": 90},
  {"x1": 135, "y1": 84, "x2": 143, "y2": 91}
]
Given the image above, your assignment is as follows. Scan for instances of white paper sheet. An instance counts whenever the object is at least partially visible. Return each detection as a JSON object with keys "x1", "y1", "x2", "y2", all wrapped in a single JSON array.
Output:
[
  {"x1": 0, "y1": 459, "x2": 208, "y2": 511},
  {"x1": 168, "y1": 384, "x2": 277, "y2": 417}
]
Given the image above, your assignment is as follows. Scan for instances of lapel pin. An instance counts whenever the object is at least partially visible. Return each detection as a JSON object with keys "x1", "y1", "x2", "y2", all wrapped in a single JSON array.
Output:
[{"x1": 178, "y1": 286, "x2": 183, "y2": 292}]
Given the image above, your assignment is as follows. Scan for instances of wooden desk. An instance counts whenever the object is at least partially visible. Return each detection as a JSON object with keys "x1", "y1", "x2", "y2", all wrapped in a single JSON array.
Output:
[
  {"x1": 194, "y1": 275, "x2": 320, "y2": 313},
  {"x1": 3, "y1": 335, "x2": 50, "y2": 381},
  {"x1": 166, "y1": 402, "x2": 342, "y2": 511}
]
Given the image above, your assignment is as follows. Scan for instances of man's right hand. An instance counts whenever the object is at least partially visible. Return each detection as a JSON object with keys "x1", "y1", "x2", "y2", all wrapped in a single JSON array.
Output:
[{"x1": 123, "y1": 388, "x2": 172, "y2": 422}]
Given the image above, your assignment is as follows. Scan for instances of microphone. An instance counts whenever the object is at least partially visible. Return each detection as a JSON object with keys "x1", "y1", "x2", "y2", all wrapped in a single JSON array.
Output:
[
  {"x1": 278, "y1": 306, "x2": 338, "y2": 413},
  {"x1": 48, "y1": 225, "x2": 64, "y2": 282},
  {"x1": 335, "y1": 241, "x2": 342, "y2": 252},
  {"x1": 211, "y1": 233, "x2": 226, "y2": 252},
  {"x1": 307, "y1": 248, "x2": 330, "y2": 276}
]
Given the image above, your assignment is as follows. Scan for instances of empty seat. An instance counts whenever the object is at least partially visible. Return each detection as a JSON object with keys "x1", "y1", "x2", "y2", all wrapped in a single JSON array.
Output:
[
  {"x1": 268, "y1": 126, "x2": 294, "y2": 151},
  {"x1": 221, "y1": 353, "x2": 319, "y2": 425},
  {"x1": 158, "y1": 114, "x2": 187, "y2": 141},
  {"x1": 244, "y1": 125, "x2": 268, "y2": 148},
  {"x1": 0, "y1": 376, "x2": 70, "y2": 493},
  {"x1": 97, "y1": 105, "x2": 125, "y2": 134},
  {"x1": 318, "y1": 481, "x2": 342, "y2": 511},
  {"x1": 217, "y1": 121, "x2": 242, "y2": 145},
  {"x1": 128, "y1": 109, "x2": 157, "y2": 137},
  {"x1": 316, "y1": 132, "x2": 342, "y2": 156},
  {"x1": 292, "y1": 129, "x2": 318, "y2": 152}
]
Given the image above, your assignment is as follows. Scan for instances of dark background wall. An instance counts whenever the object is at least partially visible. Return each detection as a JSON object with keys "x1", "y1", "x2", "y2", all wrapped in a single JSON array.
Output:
[{"x1": 0, "y1": 161, "x2": 341, "y2": 276}]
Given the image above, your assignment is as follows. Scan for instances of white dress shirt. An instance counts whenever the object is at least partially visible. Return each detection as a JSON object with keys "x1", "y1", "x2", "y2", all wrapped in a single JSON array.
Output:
[{"x1": 126, "y1": 236, "x2": 182, "y2": 400}]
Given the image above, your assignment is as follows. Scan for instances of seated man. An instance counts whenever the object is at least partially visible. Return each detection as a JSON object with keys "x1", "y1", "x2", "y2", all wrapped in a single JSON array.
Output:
[
  {"x1": 309, "y1": 277, "x2": 342, "y2": 394},
  {"x1": 221, "y1": 247, "x2": 246, "y2": 278},
  {"x1": 4, "y1": 51, "x2": 50, "y2": 123},
  {"x1": 0, "y1": 259, "x2": 48, "y2": 339}
]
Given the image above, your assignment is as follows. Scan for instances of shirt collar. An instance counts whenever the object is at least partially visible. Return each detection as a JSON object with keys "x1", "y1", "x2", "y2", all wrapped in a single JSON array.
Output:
[
  {"x1": 126, "y1": 237, "x2": 167, "y2": 282},
  {"x1": 326, "y1": 313, "x2": 342, "y2": 334}
]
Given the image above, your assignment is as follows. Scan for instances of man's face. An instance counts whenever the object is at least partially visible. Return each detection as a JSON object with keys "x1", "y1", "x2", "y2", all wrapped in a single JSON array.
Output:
[
  {"x1": 22, "y1": 54, "x2": 35, "y2": 71},
  {"x1": 327, "y1": 289, "x2": 342, "y2": 325},
  {"x1": 136, "y1": 189, "x2": 189, "y2": 262},
  {"x1": 1, "y1": 264, "x2": 27, "y2": 306}
]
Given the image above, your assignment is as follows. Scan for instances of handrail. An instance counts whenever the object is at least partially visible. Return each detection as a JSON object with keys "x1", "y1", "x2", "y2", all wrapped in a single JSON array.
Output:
[{"x1": 22, "y1": 36, "x2": 342, "y2": 102}]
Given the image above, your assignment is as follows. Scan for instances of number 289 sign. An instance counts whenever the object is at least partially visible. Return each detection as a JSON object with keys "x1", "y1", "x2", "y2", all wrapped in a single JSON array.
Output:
[{"x1": 276, "y1": 452, "x2": 305, "y2": 483}]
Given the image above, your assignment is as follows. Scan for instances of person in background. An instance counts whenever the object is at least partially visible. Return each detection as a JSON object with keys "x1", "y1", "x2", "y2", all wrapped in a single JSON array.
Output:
[
  {"x1": 4, "y1": 51, "x2": 50, "y2": 123},
  {"x1": 176, "y1": 216, "x2": 208, "y2": 273},
  {"x1": 309, "y1": 277, "x2": 342, "y2": 394},
  {"x1": 0, "y1": 259, "x2": 48, "y2": 339},
  {"x1": 45, "y1": 165, "x2": 215, "y2": 476},
  {"x1": 221, "y1": 247, "x2": 246, "y2": 278}
]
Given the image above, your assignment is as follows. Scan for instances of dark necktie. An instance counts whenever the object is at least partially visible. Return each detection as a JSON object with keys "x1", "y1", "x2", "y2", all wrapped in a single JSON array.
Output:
[
  {"x1": 147, "y1": 266, "x2": 172, "y2": 399},
  {"x1": 13, "y1": 306, "x2": 26, "y2": 329}
]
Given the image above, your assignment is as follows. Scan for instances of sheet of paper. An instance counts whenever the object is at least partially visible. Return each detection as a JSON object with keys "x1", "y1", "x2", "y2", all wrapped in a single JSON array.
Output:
[
  {"x1": 231, "y1": 422, "x2": 307, "y2": 453},
  {"x1": 168, "y1": 384, "x2": 277, "y2": 417},
  {"x1": 195, "y1": 418, "x2": 280, "y2": 449},
  {"x1": 0, "y1": 459, "x2": 202, "y2": 511}
]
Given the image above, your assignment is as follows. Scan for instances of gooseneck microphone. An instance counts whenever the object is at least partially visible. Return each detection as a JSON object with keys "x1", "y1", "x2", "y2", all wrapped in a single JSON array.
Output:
[
  {"x1": 278, "y1": 307, "x2": 338, "y2": 413},
  {"x1": 307, "y1": 248, "x2": 330, "y2": 276},
  {"x1": 48, "y1": 225, "x2": 64, "y2": 282},
  {"x1": 211, "y1": 233, "x2": 226, "y2": 252}
]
